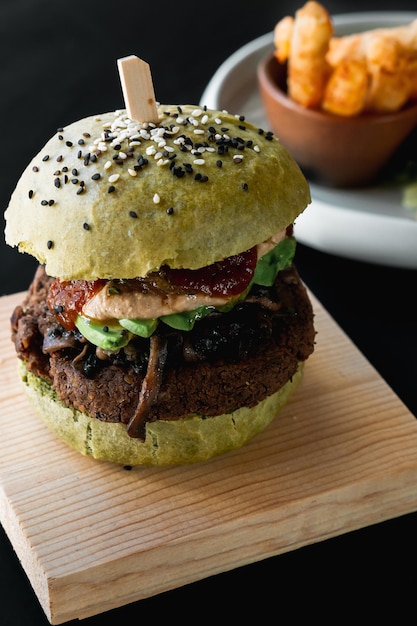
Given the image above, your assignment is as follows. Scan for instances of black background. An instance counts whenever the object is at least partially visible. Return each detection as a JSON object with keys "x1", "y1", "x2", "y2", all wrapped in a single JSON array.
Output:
[{"x1": 1, "y1": 1, "x2": 417, "y2": 624}]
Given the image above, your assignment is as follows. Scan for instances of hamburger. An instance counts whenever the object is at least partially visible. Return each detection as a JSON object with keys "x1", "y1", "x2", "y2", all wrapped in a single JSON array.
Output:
[{"x1": 4, "y1": 103, "x2": 315, "y2": 466}]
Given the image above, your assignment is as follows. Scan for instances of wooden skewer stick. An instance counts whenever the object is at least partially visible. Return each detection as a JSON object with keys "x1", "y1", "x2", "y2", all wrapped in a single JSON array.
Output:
[{"x1": 117, "y1": 55, "x2": 159, "y2": 124}]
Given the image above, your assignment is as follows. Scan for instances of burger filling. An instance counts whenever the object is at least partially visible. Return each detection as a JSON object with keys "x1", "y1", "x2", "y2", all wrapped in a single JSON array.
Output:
[{"x1": 11, "y1": 228, "x2": 315, "y2": 440}]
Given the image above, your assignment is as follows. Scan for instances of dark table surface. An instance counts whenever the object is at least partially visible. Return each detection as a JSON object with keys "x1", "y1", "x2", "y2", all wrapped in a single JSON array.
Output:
[{"x1": 2, "y1": 1, "x2": 417, "y2": 624}]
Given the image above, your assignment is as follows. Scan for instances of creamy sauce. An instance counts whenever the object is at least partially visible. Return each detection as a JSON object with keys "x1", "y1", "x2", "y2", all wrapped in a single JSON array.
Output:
[{"x1": 82, "y1": 230, "x2": 286, "y2": 320}]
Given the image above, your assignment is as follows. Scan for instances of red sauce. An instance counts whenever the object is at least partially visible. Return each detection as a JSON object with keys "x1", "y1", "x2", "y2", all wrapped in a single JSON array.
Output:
[
  {"x1": 47, "y1": 278, "x2": 105, "y2": 330},
  {"x1": 163, "y1": 247, "x2": 258, "y2": 296}
]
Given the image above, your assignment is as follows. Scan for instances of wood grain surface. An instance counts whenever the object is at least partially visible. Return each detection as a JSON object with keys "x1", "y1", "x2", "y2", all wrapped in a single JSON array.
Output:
[{"x1": 1, "y1": 290, "x2": 417, "y2": 624}]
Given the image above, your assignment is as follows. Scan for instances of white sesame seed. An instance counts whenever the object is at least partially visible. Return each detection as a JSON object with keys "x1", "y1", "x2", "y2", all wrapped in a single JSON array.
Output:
[
  {"x1": 201, "y1": 114, "x2": 209, "y2": 124},
  {"x1": 192, "y1": 108, "x2": 203, "y2": 117},
  {"x1": 193, "y1": 129, "x2": 205, "y2": 135},
  {"x1": 193, "y1": 158, "x2": 205, "y2": 165},
  {"x1": 233, "y1": 154, "x2": 244, "y2": 162},
  {"x1": 176, "y1": 116, "x2": 184, "y2": 124},
  {"x1": 118, "y1": 152, "x2": 127, "y2": 160},
  {"x1": 146, "y1": 146, "x2": 156, "y2": 155},
  {"x1": 164, "y1": 145, "x2": 175, "y2": 152},
  {"x1": 156, "y1": 158, "x2": 170, "y2": 166},
  {"x1": 104, "y1": 161, "x2": 112, "y2": 169},
  {"x1": 128, "y1": 168, "x2": 137, "y2": 176},
  {"x1": 108, "y1": 174, "x2": 120, "y2": 183},
  {"x1": 153, "y1": 193, "x2": 160, "y2": 203},
  {"x1": 215, "y1": 117, "x2": 222, "y2": 124},
  {"x1": 254, "y1": 145, "x2": 261, "y2": 152},
  {"x1": 154, "y1": 151, "x2": 163, "y2": 160}
]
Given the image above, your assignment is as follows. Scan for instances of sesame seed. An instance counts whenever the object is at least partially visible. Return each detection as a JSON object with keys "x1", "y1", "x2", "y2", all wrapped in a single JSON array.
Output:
[
  {"x1": 166, "y1": 207, "x2": 174, "y2": 215},
  {"x1": 77, "y1": 186, "x2": 84, "y2": 195},
  {"x1": 193, "y1": 158, "x2": 205, "y2": 165},
  {"x1": 32, "y1": 166, "x2": 39, "y2": 172},
  {"x1": 91, "y1": 173, "x2": 101, "y2": 180},
  {"x1": 42, "y1": 155, "x2": 49, "y2": 162},
  {"x1": 57, "y1": 155, "x2": 63, "y2": 162},
  {"x1": 47, "y1": 240, "x2": 53, "y2": 249},
  {"x1": 129, "y1": 210, "x2": 138, "y2": 218},
  {"x1": 153, "y1": 193, "x2": 160, "y2": 204},
  {"x1": 41, "y1": 200, "x2": 48, "y2": 206},
  {"x1": 104, "y1": 160, "x2": 112, "y2": 169},
  {"x1": 233, "y1": 155, "x2": 244, "y2": 163},
  {"x1": 54, "y1": 178, "x2": 61, "y2": 188},
  {"x1": 216, "y1": 160, "x2": 223, "y2": 167},
  {"x1": 28, "y1": 190, "x2": 34, "y2": 199},
  {"x1": 128, "y1": 168, "x2": 137, "y2": 177},
  {"x1": 242, "y1": 183, "x2": 248, "y2": 191},
  {"x1": 108, "y1": 185, "x2": 116, "y2": 193},
  {"x1": 66, "y1": 141, "x2": 73, "y2": 147},
  {"x1": 48, "y1": 199, "x2": 55, "y2": 206},
  {"x1": 83, "y1": 222, "x2": 89, "y2": 230},
  {"x1": 108, "y1": 174, "x2": 120, "y2": 183}
]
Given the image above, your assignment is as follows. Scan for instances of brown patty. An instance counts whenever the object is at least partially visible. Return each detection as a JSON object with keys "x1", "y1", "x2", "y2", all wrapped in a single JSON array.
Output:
[{"x1": 11, "y1": 264, "x2": 315, "y2": 437}]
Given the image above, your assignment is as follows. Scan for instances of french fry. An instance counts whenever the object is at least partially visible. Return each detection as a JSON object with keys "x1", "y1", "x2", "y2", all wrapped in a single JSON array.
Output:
[
  {"x1": 286, "y1": 1, "x2": 333, "y2": 108},
  {"x1": 322, "y1": 59, "x2": 368, "y2": 116},
  {"x1": 274, "y1": 16, "x2": 294, "y2": 63}
]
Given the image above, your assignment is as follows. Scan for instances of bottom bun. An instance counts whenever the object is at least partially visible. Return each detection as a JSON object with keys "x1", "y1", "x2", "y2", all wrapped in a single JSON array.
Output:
[{"x1": 19, "y1": 361, "x2": 304, "y2": 466}]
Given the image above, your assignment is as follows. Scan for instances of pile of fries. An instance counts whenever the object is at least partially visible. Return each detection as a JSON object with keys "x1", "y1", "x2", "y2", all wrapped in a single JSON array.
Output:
[{"x1": 274, "y1": 1, "x2": 417, "y2": 116}]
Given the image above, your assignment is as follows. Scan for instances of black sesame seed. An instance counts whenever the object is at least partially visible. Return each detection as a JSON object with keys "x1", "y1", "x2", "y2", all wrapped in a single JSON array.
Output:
[
  {"x1": 129, "y1": 210, "x2": 138, "y2": 218},
  {"x1": 123, "y1": 465, "x2": 133, "y2": 471},
  {"x1": 32, "y1": 166, "x2": 39, "y2": 172},
  {"x1": 58, "y1": 135, "x2": 64, "y2": 140},
  {"x1": 57, "y1": 127, "x2": 64, "y2": 132},
  {"x1": 54, "y1": 178, "x2": 61, "y2": 188},
  {"x1": 242, "y1": 183, "x2": 249, "y2": 191},
  {"x1": 42, "y1": 155, "x2": 49, "y2": 162},
  {"x1": 78, "y1": 139, "x2": 85, "y2": 145},
  {"x1": 53, "y1": 305, "x2": 63, "y2": 314},
  {"x1": 102, "y1": 326, "x2": 109, "y2": 333},
  {"x1": 71, "y1": 178, "x2": 79, "y2": 184},
  {"x1": 47, "y1": 240, "x2": 53, "y2": 249},
  {"x1": 77, "y1": 186, "x2": 84, "y2": 195},
  {"x1": 91, "y1": 173, "x2": 101, "y2": 180},
  {"x1": 83, "y1": 132, "x2": 91, "y2": 138},
  {"x1": 62, "y1": 166, "x2": 68, "y2": 172},
  {"x1": 72, "y1": 168, "x2": 78, "y2": 176},
  {"x1": 199, "y1": 175, "x2": 208, "y2": 183},
  {"x1": 41, "y1": 200, "x2": 48, "y2": 206},
  {"x1": 28, "y1": 190, "x2": 34, "y2": 199},
  {"x1": 48, "y1": 199, "x2": 55, "y2": 206},
  {"x1": 216, "y1": 160, "x2": 223, "y2": 167},
  {"x1": 78, "y1": 150, "x2": 83, "y2": 158},
  {"x1": 83, "y1": 222, "x2": 89, "y2": 230},
  {"x1": 65, "y1": 141, "x2": 73, "y2": 147},
  {"x1": 166, "y1": 207, "x2": 174, "y2": 215},
  {"x1": 108, "y1": 185, "x2": 116, "y2": 193}
]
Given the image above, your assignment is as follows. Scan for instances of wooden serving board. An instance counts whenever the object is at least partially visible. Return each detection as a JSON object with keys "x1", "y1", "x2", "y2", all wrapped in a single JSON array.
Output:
[{"x1": 1, "y1": 290, "x2": 417, "y2": 624}]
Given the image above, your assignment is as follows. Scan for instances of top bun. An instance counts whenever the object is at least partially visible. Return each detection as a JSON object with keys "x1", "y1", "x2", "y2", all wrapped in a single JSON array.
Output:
[{"x1": 5, "y1": 105, "x2": 310, "y2": 280}]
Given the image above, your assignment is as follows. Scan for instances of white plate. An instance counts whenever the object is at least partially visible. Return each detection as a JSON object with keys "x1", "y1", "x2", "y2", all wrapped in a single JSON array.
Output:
[{"x1": 200, "y1": 12, "x2": 417, "y2": 269}]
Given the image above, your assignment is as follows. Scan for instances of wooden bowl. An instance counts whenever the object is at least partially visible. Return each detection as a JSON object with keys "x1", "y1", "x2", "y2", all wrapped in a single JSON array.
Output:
[{"x1": 257, "y1": 52, "x2": 417, "y2": 188}]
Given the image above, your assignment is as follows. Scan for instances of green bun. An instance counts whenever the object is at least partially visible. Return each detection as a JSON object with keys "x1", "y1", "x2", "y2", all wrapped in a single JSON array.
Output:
[
  {"x1": 19, "y1": 361, "x2": 304, "y2": 466},
  {"x1": 5, "y1": 105, "x2": 310, "y2": 281}
]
